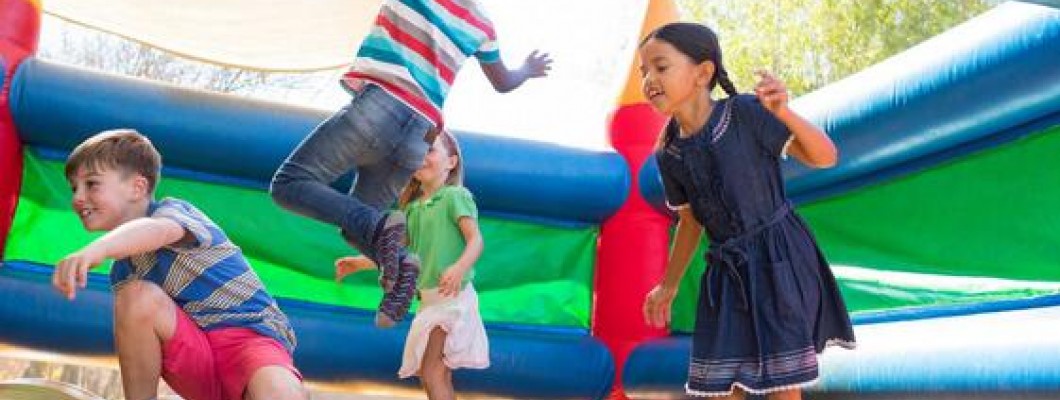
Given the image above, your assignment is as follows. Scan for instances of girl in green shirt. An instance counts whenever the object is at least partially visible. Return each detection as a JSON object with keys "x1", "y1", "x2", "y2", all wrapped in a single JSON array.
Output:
[{"x1": 336, "y1": 131, "x2": 488, "y2": 399}]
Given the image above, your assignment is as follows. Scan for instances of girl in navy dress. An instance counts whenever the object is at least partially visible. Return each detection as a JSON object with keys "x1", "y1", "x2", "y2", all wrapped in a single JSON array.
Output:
[{"x1": 639, "y1": 22, "x2": 856, "y2": 399}]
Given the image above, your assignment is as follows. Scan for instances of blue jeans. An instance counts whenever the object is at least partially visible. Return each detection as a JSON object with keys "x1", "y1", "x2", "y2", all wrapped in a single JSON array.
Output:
[{"x1": 270, "y1": 84, "x2": 432, "y2": 258}]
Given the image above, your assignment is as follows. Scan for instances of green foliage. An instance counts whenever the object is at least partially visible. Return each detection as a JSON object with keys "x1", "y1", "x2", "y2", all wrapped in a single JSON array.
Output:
[{"x1": 678, "y1": 0, "x2": 997, "y2": 96}]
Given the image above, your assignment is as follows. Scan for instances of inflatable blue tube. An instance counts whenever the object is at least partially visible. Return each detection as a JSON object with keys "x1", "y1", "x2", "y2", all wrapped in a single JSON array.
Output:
[
  {"x1": 9, "y1": 59, "x2": 628, "y2": 224},
  {"x1": 789, "y1": 2, "x2": 1060, "y2": 196},
  {"x1": 637, "y1": 153, "x2": 670, "y2": 216},
  {"x1": 0, "y1": 261, "x2": 614, "y2": 399},
  {"x1": 1021, "y1": 0, "x2": 1060, "y2": 8},
  {"x1": 639, "y1": 2, "x2": 1060, "y2": 207},
  {"x1": 0, "y1": 262, "x2": 114, "y2": 355},
  {"x1": 286, "y1": 298, "x2": 615, "y2": 399},
  {"x1": 461, "y1": 135, "x2": 628, "y2": 225},
  {"x1": 622, "y1": 295, "x2": 1060, "y2": 398}
]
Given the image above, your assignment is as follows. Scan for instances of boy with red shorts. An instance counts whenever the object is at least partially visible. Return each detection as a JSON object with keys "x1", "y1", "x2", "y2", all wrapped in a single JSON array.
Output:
[{"x1": 53, "y1": 129, "x2": 305, "y2": 400}]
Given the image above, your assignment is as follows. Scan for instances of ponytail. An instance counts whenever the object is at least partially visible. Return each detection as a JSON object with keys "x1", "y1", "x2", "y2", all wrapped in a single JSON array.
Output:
[
  {"x1": 655, "y1": 122, "x2": 678, "y2": 150},
  {"x1": 716, "y1": 66, "x2": 738, "y2": 98},
  {"x1": 398, "y1": 180, "x2": 421, "y2": 210}
]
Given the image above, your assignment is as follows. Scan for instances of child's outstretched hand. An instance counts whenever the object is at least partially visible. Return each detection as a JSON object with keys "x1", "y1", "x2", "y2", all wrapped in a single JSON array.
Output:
[
  {"x1": 335, "y1": 255, "x2": 376, "y2": 282},
  {"x1": 754, "y1": 70, "x2": 790, "y2": 116},
  {"x1": 438, "y1": 266, "x2": 465, "y2": 297},
  {"x1": 53, "y1": 247, "x2": 105, "y2": 300},
  {"x1": 523, "y1": 50, "x2": 553, "y2": 79},
  {"x1": 643, "y1": 283, "x2": 678, "y2": 329}
]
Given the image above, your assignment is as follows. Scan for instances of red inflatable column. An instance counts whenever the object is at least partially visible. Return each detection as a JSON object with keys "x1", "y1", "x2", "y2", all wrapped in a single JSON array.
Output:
[
  {"x1": 592, "y1": 0, "x2": 678, "y2": 398},
  {"x1": 0, "y1": 0, "x2": 40, "y2": 257}
]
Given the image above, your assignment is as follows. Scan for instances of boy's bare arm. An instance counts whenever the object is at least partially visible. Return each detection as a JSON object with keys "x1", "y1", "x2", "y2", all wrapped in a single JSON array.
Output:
[
  {"x1": 53, "y1": 217, "x2": 186, "y2": 300},
  {"x1": 84, "y1": 217, "x2": 187, "y2": 259},
  {"x1": 479, "y1": 50, "x2": 552, "y2": 93}
]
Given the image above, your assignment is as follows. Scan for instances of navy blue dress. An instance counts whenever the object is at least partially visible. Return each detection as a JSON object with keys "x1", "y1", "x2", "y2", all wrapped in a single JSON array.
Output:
[{"x1": 656, "y1": 95, "x2": 856, "y2": 396}]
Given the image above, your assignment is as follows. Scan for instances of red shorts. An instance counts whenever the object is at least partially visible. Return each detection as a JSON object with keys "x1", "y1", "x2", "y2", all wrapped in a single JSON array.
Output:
[{"x1": 162, "y1": 307, "x2": 302, "y2": 400}]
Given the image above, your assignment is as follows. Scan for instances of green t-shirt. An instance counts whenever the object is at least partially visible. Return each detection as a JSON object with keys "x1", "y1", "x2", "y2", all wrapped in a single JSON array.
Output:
[{"x1": 405, "y1": 185, "x2": 478, "y2": 290}]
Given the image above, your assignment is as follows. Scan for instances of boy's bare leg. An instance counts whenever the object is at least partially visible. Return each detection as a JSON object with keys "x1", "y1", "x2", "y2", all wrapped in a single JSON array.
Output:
[
  {"x1": 420, "y1": 327, "x2": 455, "y2": 400},
  {"x1": 244, "y1": 366, "x2": 307, "y2": 400},
  {"x1": 113, "y1": 281, "x2": 178, "y2": 400}
]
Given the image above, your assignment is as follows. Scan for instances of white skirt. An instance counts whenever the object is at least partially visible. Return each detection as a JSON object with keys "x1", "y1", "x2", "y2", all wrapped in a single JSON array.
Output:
[{"x1": 398, "y1": 284, "x2": 490, "y2": 378}]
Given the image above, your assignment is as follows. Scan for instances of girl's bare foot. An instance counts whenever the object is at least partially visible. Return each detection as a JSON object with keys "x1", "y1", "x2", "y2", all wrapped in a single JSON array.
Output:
[{"x1": 335, "y1": 256, "x2": 376, "y2": 282}]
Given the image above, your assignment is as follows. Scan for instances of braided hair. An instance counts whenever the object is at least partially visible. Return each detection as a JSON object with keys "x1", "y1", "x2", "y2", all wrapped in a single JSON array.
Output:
[{"x1": 641, "y1": 22, "x2": 737, "y2": 148}]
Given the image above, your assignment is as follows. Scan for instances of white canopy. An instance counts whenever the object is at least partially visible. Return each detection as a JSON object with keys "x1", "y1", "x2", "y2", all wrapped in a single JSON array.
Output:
[
  {"x1": 42, "y1": 0, "x2": 651, "y2": 149},
  {"x1": 44, "y1": 0, "x2": 382, "y2": 71}
]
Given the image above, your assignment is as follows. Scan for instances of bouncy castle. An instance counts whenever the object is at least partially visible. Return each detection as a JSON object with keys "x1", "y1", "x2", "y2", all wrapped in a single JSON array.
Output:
[{"x1": 3, "y1": 0, "x2": 1060, "y2": 398}]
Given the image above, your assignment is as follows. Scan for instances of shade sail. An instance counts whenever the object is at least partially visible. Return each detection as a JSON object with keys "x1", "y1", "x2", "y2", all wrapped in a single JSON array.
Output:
[{"x1": 43, "y1": 0, "x2": 382, "y2": 71}]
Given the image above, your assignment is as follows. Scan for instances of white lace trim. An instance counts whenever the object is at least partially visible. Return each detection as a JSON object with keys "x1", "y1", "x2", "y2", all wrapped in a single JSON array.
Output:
[
  {"x1": 667, "y1": 202, "x2": 691, "y2": 211},
  {"x1": 779, "y1": 134, "x2": 795, "y2": 160},
  {"x1": 683, "y1": 339, "x2": 855, "y2": 397},
  {"x1": 709, "y1": 99, "x2": 734, "y2": 144},
  {"x1": 685, "y1": 378, "x2": 820, "y2": 397},
  {"x1": 822, "y1": 337, "x2": 858, "y2": 350}
]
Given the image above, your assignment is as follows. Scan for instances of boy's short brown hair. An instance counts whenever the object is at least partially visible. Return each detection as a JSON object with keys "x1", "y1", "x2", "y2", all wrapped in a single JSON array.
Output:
[{"x1": 65, "y1": 129, "x2": 162, "y2": 193}]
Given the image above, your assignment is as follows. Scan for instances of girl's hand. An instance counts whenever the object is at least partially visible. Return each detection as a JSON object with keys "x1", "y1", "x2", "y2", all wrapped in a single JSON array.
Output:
[
  {"x1": 754, "y1": 70, "x2": 790, "y2": 116},
  {"x1": 643, "y1": 283, "x2": 678, "y2": 329},
  {"x1": 335, "y1": 255, "x2": 376, "y2": 282},
  {"x1": 439, "y1": 266, "x2": 465, "y2": 297},
  {"x1": 53, "y1": 247, "x2": 106, "y2": 300}
]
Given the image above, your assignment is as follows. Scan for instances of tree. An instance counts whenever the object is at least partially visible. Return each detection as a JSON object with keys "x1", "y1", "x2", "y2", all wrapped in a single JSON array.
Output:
[{"x1": 678, "y1": 0, "x2": 998, "y2": 96}]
